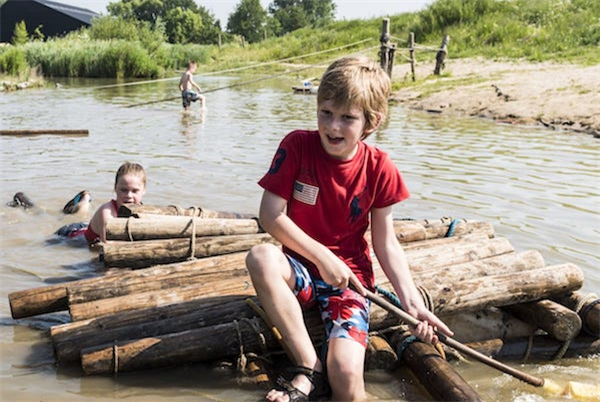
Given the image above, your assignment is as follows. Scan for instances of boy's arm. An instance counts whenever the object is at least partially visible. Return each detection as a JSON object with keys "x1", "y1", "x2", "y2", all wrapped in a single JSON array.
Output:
[
  {"x1": 191, "y1": 77, "x2": 202, "y2": 92},
  {"x1": 371, "y1": 206, "x2": 453, "y2": 341},
  {"x1": 259, "y1": 190, "x2": 365, "y2": 293}
]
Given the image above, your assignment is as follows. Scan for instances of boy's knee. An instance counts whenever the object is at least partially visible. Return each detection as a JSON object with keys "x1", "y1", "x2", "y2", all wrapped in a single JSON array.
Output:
[{"x1": 246, "y1": 243, "x2": 281, "y2": 273}]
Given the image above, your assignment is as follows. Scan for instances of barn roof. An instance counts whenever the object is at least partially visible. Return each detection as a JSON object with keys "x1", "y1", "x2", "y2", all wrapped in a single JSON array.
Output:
[{"x1": 33, "y1": 0, "x2": 99, "y2": 24}]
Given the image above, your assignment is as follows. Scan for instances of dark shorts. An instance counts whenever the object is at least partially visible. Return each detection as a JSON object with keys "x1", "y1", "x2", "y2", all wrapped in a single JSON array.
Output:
[
  {"x1": 288, "y1": 255, "x2": 370, "y2": 348},
  {"x1": 181, "y1": 90, "x2": 200, "y2": 108}
]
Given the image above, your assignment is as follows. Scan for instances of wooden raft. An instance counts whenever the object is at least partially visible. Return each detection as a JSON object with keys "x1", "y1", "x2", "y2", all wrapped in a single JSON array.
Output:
[{"x1": 7, "y1": 211, "x2": 600, "y2": 401}]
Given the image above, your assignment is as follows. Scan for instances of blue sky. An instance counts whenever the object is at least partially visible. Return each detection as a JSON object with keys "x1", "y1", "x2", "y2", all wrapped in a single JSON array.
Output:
[{"x1": 61, "y1": 0, "x2": 432, "y2": 25}]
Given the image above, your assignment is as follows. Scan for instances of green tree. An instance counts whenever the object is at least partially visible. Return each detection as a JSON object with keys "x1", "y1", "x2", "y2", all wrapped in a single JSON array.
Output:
[
  {"x1": 12, "y1": 20, "x2": 28, "y2": 45},
  {"x1": 107, "y1": 0, "x2": 220, "y2": 44},
  {"x1": 164, "y1": 7, "x2": 203, "y2": 44},
  {"x1": 227, "y1": 0, "x2": 267, "y2": 43},
  {"x1": 268, "y1": 0, "x2": 335, "y2": 34}
]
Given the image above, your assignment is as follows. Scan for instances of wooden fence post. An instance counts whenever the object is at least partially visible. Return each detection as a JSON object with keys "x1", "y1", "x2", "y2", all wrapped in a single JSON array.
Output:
[
  {"x1": 379, "y1": 18, "x2": 396, "y2": 78},
  {"x1": 409, "y1": 32, "x2": 416, "y2": 82},
  {"x1": 434, "y1": 35, "x2": 450, "y2": 75}
]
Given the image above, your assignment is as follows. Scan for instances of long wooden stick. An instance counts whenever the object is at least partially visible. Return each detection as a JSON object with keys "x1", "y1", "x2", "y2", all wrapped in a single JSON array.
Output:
[{"x1": 363, "y1": 288, "x2": 546, "y2": 387}]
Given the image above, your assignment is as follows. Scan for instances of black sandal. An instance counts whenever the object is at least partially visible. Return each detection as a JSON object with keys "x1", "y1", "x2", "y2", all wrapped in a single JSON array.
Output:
[{"x1": 272, "y1": 366, "x2": 331, "y2": 402}]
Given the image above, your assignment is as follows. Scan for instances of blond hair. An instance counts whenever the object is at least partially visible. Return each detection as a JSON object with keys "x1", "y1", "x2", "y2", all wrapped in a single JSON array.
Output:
[
  {"x1": 114, "y1": 162, "x2": 146, "y2": 188},
  {"x1": 317, "y1": 56, "x2": 391, "y2": 139}
]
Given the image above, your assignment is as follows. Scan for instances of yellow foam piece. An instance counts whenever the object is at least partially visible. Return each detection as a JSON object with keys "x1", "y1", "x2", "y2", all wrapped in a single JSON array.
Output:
[{"x1": 562, "y1": 381, "x2": 600, "y2": 402}]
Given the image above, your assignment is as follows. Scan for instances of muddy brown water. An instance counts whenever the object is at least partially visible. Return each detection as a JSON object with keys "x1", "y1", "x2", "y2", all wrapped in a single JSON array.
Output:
[{"x1": 1, "y1": 76, "x2": 598, "y2": 401}]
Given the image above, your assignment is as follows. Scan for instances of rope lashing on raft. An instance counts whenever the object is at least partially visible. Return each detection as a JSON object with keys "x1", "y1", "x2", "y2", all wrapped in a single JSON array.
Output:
[
  {"x1": 577, "y1": 293, "x2": 599, "y2": 336},
  {"x1": 374, "y1": 285, "x2": 444, "y2": 360},
  {"x1": 112, "y1": 341, "x2": 119, "y2": 376},
  {"x1": 125, "y1": 216, "x2": 134, "y2": 241},
  {"x1": 233, "y1": 318, "x2": 268, "y2": 372},
  {"x1": 187, "y1": 215, "x2": 197, "y2": 260},
  {"x1": 445, "y1": 218, "x2": 462, "y2": 237}
]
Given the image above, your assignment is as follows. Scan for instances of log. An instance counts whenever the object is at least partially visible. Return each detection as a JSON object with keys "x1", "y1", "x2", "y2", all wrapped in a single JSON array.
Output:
[
  {"x1": 80, "y1": 317, "x2": 280, "y2": 375},
  {"x1": 0, "y1": 129, "x2": 89, "y2": 136},
  {"x1": 393, "y1": 218, "x2": 494, "y2": 243},
  {"x1": 504, "y1": 299, "x2": 582, "y2": 342},
  {"x1": 9, "y1": 252, "x2": 248, "y2": 319},
  {"x1": 69, "y1": 277, "x2": 255, "y2": 321},
  {"x1": 375, "y1": 263, "x2": 584, "y2": 316},
  {"x1": 461, "y1": 335, "x2": 600, "y2": 361},
  {"x1": 365, "y1": 335, "x2": 397, "y2": 371},
  {"x1": 53, "y1": 296, "x2": 253, "y2": 363},
  {"x1": 411, "y1": 249, "x2": 545, "y2": 288},
  {"x1": 389, "y1": 330, "x2": 482, "y2": 401},
  {"x1": 552, "y1": 291, "x2": 600, "y2": 337},
  {"x1": 439, "y1": 307, "x2": 537, "y2": 344},
  {"x1": 101, "y1": 233, "x2": 279, "y2": 268},
  {"x1": 105, "y1": 216, "x2": 263, "y2": 241},
  {"x1": 118, "y1": 203, "x2": 256, "y2": 219}
]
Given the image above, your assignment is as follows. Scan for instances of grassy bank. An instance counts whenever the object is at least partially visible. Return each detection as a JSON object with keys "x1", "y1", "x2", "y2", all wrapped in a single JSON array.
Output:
[{"x1": 0, "y1": 0, "x2": 598, "y2": 81}]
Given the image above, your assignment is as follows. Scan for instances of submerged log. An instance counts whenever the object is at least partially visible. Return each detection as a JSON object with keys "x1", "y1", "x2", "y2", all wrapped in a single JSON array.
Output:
[
  {"x1": 504, "y1": 299, "x2": 582, "y2": 342},
  {"x1": 365, "y1": 335, "x2": 397, "y2": 371},
  {"x1": 552, "y1": 291, "x2": 600, "y2": 337},
  {"x1": 106, "y1": 216, "x2": 263, "y2": 241},
  {"x1": 118, "y1": 203, "x2": 256, "y2": 219},
  {"x1": 389, "y1": 331, "x2": 482, "y2": 401},
  {"x1": 461, "y1": 335, "x2": 600, "y2": 361},
  {"x1": 102, "y1": 233, "x2": 278, "y2": 268}
]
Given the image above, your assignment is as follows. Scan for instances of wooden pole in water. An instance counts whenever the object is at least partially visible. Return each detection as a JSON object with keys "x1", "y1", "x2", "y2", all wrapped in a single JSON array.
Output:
[{"x1": 0, "y1": 129, "x2": 89, "y2": 136}]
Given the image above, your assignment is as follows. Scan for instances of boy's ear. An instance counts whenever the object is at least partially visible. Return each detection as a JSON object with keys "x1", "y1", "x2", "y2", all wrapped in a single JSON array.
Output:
[{"x1": 364, "y1": 112, "x2": 384, "y2": 135}]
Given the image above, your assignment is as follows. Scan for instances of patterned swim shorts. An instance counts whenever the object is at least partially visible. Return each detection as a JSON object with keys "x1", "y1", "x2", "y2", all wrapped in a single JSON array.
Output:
[{"x1": 287, "y1": 255, "x2": 370, "y2": 348}]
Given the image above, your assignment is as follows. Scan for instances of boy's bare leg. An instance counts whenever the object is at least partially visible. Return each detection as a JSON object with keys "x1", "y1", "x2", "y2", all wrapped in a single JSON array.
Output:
[
  {"x1": 327, "y1": 337, "x2": 367, "y2": 401},
  {"x1": 246, "y1": 244, "x2": 322, "y2": 400}
]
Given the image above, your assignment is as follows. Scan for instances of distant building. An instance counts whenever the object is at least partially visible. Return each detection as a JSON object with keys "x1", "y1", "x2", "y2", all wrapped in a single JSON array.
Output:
[{"x1": 0, "y1": 0, "x2": 99, "y2": 43}]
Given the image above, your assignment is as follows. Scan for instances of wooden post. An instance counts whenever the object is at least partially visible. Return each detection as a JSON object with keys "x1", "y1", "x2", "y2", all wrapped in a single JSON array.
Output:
[
  {"x1": 379, "y1": 18, "x2": 395, "y2": 78},
  {"x1": 409, "y1": 32, "x2": 416, "y2": 82},
  {"x1": 218, "y1": 33, "x2": 222, "y2": 50},
  {"x1": 434, "y1": 34, "x2": 450, "y2": 75}
]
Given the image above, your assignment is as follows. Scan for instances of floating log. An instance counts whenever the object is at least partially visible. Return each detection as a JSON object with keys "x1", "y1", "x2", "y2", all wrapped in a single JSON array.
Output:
[
  {"x1": 0, "y1": 129, "x2": 89, "y2": 136},
  {"x1": 461, "y1": 335, "x2": 600, "y2": 361},
  {"x1": 106, "y1": 216, "x2": 263, "y2": 241},
  {"x1": 552, "y1": 291, "x2": 600, "y2": 337},
  {"x1": 389, "y1": 330, "x2": 482, "y2": 401},
  {"x1": 118, "y1": 203, "x2": 256, "y2": 219},
  {"x1": 504, "y1": 299, "x2": 582, "y2": 342},
  {"x1": 101, "y1": 233, "x2": 279, "y2": 269}
]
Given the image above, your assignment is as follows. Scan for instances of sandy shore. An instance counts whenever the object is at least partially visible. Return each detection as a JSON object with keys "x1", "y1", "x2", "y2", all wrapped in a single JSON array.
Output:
[{"x1": 391, "y1": 58, "x2": 600, "y2": 137}]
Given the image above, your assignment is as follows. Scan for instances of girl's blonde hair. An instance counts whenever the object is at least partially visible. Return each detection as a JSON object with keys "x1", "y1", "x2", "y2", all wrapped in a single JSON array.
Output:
[
  {"x1": 317, "y1": 56, "x2": 391, "y2": 139},
  {"x1": 114, "y1": 162, "x2": 146, "y2": 188}
]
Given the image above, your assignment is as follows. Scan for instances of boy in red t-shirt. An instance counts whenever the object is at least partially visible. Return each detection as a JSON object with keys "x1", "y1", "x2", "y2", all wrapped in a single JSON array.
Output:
[{"x1": 246, "y1": 56, "x2": 452, "y2": 402}]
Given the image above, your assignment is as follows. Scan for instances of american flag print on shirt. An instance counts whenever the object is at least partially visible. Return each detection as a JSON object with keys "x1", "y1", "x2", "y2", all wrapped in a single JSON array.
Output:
[{"x1": 293, "y1": 181, "x2": 319, "y2": 205}]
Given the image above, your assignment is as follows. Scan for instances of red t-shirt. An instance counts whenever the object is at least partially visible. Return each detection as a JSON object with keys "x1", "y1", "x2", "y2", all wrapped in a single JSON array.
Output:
[{"x1": 258, "y1": 130, "x2": 409, "y2": 288}]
